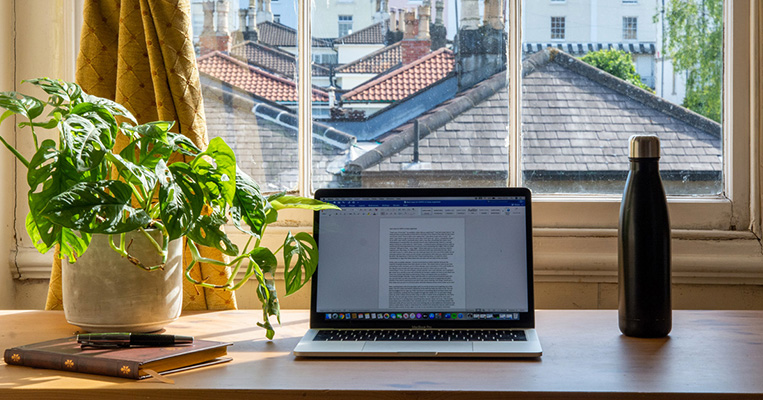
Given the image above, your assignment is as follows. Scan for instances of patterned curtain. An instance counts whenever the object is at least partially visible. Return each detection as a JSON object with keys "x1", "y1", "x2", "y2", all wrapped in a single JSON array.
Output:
[{"x1": 45, "y1": 0, "x2": 236, "y2": 311}]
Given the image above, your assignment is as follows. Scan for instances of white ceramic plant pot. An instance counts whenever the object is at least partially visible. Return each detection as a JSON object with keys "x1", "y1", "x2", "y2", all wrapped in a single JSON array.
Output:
[{"x1": 63, "y1": 230, "x2": 183, "y2": 333}]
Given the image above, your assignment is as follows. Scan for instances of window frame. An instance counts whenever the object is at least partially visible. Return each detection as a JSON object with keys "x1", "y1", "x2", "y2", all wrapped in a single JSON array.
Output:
[
  {"x1": 622, "y1": 16, "x2": 638, "y2": 40},
  {"x1": 550, "y1": 16, "x2": 566, "y2": 40},
  {"x1": 7, "y1": 1, "x2": 762, "y2": 287}
]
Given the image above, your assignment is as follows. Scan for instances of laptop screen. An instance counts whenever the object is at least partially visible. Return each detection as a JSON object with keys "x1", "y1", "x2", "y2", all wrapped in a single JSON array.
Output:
[{"x1": 311, "y1": 188, "x2": 534, "y2": 329}]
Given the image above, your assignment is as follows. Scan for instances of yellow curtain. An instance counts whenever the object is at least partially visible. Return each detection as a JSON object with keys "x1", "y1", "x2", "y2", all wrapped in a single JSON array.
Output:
[{"x1": 45, "y1": 0, "x2": 236, "y2": 311}]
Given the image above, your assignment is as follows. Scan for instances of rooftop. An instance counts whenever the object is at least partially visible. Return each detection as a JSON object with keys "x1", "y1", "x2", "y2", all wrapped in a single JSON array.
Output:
[
  {"x1": 346, "y1": 48, "x2": 720, "y2": 179},
  {"x1": 197, "y1": 51, "x2": 329, "y2": 103},
  {"x1": 341, "y1": 47, "x2": 455, "y2": 102},
  {"x1": 231, "y1": 41, "x2": 331, "y2": 79},
  {"x1": 256, "y1": 21, "x2": 334, "y2": 48},
  {"x1": 335, "y1": 42, "x2": 402, "y2": 75},
  {"x1": 334, "y1": 22, "x2": 386, "y2": 45}
]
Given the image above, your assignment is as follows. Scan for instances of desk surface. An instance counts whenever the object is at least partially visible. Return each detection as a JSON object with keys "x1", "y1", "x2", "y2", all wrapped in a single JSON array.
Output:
[{"x1": 1, "y1": 309, "x2": 762, "y2": 399}]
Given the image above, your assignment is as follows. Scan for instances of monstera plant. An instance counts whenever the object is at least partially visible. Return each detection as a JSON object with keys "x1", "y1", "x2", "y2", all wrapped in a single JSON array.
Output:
[{"x1": 0, "y1": 78, "x2": 336, "y2": 338}]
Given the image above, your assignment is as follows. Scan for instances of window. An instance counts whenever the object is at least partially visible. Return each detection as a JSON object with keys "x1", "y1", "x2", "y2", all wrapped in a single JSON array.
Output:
[
  {"x1": 623, "y1": 16, "x2": 637, "y2": 40},
  {"x1": 338, "y1": 15, "x2": 353, "y2": 37},
  {"x1": 551, "y1": 16, "x2": 565, "y2": 40},
  {"x1": 274, "y1": 14, "x2": 280, "y2": 24},
  {"x1": 4, "y1": 0, "x2": 761, "y2": 300}
]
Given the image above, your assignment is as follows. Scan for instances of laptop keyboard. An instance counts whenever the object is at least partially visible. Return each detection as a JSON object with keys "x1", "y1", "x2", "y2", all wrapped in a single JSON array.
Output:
[{"x1": 313, "y1": 329, "x2": 527, "y2": 342}]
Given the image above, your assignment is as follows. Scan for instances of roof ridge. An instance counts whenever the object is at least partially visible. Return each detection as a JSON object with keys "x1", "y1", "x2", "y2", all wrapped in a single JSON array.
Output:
[
  {"x1": 342, "y1": 47, "x2": 453, "y2": 100},
  {"x1": 336, "y1": 42, "x2": 401, "y2": 73},
  {"x1": 345, "y1": 71, "x2": 507, "y2": 172},
  {"x1": 538, "y1": 48, "x2": 720, "y2": 136}
]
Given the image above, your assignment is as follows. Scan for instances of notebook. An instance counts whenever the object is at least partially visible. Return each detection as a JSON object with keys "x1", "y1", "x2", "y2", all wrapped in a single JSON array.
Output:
[{"x1": 293, "y1": 187, "x2": 542, "y2": 358}]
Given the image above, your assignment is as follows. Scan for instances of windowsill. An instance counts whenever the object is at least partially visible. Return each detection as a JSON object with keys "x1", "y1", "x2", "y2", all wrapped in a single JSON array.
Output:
[{"x1": 14, "y1": 226, "x2": 762, "y2": 286}]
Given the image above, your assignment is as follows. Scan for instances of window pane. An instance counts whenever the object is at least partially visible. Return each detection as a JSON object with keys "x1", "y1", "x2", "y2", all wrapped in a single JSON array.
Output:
[
  {"x1": 313, "y1": 0, "x2": 511, "y2": 190},
  {"x1": 522, "y1": 0, "x2": 723, "y2": 195},
  {"x1": 192, "y1": 0, "x2": 301, "y2": 192}
]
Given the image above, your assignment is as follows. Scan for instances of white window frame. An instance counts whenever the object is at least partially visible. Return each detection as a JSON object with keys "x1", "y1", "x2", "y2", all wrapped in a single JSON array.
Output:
[
  {"x1": 338, "y1": 15, "x2": 353, "y2": 37},
  {"x1": 8, "y1": 1, "x2": 763, "y2": 289},
  {"x1": 550, "y1": 16, "x2": 566, "y2": 40},
  {"x1": 623, "y1": 16, "x2": 637, "y2": 40}
]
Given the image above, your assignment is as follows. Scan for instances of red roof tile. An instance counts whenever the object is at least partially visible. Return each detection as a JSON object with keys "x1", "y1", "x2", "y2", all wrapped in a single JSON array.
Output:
[
  {"x1": 231, "y1": 41, "x2": 331, "y2": 78},
  {"x1": 341, "y1": 48, "x2": 454, "y2": 102},
  {"x1": 336, "y1": 42, "x2": 402, "y2": 74},
  {"x1": 197, "y1": 51, "x2": 328, "y2": 102}
]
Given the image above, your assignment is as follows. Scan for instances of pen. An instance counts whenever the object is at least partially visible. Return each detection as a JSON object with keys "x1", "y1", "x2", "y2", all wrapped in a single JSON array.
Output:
[{"x1": 77, "y1": 333, "x2": 194, "y2": 348}]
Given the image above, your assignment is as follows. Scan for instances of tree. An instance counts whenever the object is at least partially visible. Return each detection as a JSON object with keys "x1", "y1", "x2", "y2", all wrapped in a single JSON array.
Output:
[
  {"x1": 581, "y1": 49, "x2": 653, "y2": 92},
  {"x1": 661, "y1": 0, "x2": 723, "y2": 123}
]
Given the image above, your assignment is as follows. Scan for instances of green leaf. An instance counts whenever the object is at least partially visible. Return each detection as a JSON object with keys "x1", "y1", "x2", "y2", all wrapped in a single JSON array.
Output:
[
  {"x1": 25, "y1": 207, "x2": 91, "y2": 261},
  {"x1": 269, "y1": 195, "x2": 340, "y2": 211},
  {"x1": 282, "y1": 231, "x2": 319, "y2": 296},
  {"x1": 0, "y1": 91, "x2": 45, "y2": 121},
  {"x1": 168, "y1": 162, "x2": 205, "y2": 218},
  {"x1": 41, "y1": 181, "x2": 151, "y2": 234},
  {"x1": 191, "y1": 137, "x2": 237, "y2": 209},
  {"x1": 250, "y1": 247, "x2": 278, "y2": 276},
  {"x1": 167, "y1": 131, "x2": 202, "y2": 157},
  {"x1": 230, "y1": 170, "x2": 267, "y2": 237},
  {"x1": 121, "y1": 121, "x2": 174, "y2": 143},
  {"x1": 60, "y1": 114, "x2": 108, "y2": 173},
  {"x1": 120, "y1": 135, "x2": 173, "y2": 171},
  {"x1": 185, "y1": 213, "x2": 239, "y2": 256},
  {"x1": 23, "y1": 78, "x2": 84, "y2": 107},
  {"x1": 157, "y1": 160, "x2": 193, "y2": 240},
  {"x1": 104, "y1": 152, "x2": 158, "y2": 199}
]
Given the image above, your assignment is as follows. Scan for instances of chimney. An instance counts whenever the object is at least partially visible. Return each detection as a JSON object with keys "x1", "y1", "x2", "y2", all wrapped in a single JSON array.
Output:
[
  {"x1": 199, "y1": 1, "x2": 217, "y2": 55},
  {"x1": 430, "y1": 0, "x2": 446, "y2": 50},
  {"x1": 232, "y1": 8, "x2": 247, "y2": 45},
  {"x1": 461, "y1": 0, "x2": 480, "y2": 30},
  {"x1": 257, "y1": 0, "x2": 273, "y2": 24},
  {"x1": 416, "y1": 5, "x2": 430, "y2": 40},
  {"x1": 244, "y1": 0, "x2": 258, "y2": 41},
  {"x1": 401, "y1": 9, "x2": 432, "y2": 65},
  {"x1": 215, "y1": 0, "x2": 231, "y2": 52},
  {"x1": 485, "y1": 0, "x2": 504, "y2": 30},
  {"x1": 373, "y1": 0, "x2": 389, "y2": 25},
  {"x1": 456, "y1": 0, "x2": 507, "y2": 91}
]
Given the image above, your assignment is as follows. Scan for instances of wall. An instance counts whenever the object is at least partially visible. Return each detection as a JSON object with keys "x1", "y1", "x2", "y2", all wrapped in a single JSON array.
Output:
[
  {"x1": 1, "y1": 0, "x2": 78, "y2": 309},
  {"x1": 0, "y1": 0, "x2": 16, "y2": 309}
]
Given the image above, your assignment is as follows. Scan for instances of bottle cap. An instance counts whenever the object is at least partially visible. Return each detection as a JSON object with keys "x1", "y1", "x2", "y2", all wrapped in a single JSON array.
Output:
[{"x1": 629, "y1": 135, "x2": 660, "y2": 158}]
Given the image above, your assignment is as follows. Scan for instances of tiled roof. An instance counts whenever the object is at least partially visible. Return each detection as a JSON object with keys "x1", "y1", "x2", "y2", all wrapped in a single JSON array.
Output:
[
  {"x1": 257, "y1": 21, "x2": 333, "y2": 48},
  {"x1": 335, "y1": 42, "x2": 402, "y2": 74},
  {"x1": 231, "y1": 41, "x2": 331, "y2": 78},
  {"x1": 341, "y1": 48, "x2": 455, "y2": 102},
  {"x1": 346, "y1": 49, "x2": 720, "y2": 179},
  {"x1": 202, "y1": 77, "x2": 354, "y2": 191},
  {"x1": 334, "y1": 22, "x2": 385, "y2": 45},
  {"x1": 197, "y1": 51, "x2": 328, "y2": 102},
  {"x1": 524, "y1": 42, "x2": 656, "y2": 56}
]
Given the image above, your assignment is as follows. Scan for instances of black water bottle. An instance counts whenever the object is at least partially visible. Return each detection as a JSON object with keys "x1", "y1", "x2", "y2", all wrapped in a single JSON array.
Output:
[{"x1": 618, "y1": 135, "x2": 671, "y2": 338}]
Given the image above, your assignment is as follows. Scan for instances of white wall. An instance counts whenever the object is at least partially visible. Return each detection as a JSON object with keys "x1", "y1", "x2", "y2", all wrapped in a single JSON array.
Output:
[
  {"x1": 523, "y1": 0, "x2": 658, "y2": 43},
  {"x1": 313, "y1": 0, "x2": 376, "y2": 38},
  {"x1": 337, "y1": 44, "x2": 384, "y2": 64}
]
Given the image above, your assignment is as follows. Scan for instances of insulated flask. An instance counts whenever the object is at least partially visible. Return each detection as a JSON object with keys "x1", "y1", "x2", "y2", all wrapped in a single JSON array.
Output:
[{"x1": 618, "y1": 135, "x2": 671, "y2": 337}]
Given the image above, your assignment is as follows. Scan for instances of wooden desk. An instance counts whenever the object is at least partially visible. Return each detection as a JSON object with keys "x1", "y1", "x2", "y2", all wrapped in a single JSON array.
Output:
[{"x1": 1, "y1": 310, "x2": 762, "y2": 399}]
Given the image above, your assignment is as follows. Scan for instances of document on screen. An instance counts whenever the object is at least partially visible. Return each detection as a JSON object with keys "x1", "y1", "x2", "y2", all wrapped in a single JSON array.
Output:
[{"x1": 378, "y1": 218, "x2": 466, "y2": 310}]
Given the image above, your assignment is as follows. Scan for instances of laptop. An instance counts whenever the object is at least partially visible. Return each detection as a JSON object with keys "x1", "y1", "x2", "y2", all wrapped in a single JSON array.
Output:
[{"x1": 293, "y1": 187, "x2": 542, "y2": 358}]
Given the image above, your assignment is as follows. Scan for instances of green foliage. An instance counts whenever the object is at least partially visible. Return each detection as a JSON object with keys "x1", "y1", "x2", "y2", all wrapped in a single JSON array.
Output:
[
  {"x1": 660, "y1": 0, "x2": 723, "y2": 122},
  {"x1": 0, "y1": 78, "x2": 338, "y2": 338},
  {"x1": 581, "y1": 49, "x2": 654, "y2": 92}
]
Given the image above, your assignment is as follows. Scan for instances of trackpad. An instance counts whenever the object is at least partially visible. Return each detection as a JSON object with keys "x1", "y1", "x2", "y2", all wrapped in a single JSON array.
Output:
[{"x1": 362, "y1": 342, "x2": 473, "y2": 353}]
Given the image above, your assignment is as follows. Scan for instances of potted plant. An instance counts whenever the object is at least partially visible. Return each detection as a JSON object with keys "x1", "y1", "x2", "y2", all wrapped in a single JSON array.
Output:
[{"x1": 0, "y1": 78, "x2": 336, "y2": 338}]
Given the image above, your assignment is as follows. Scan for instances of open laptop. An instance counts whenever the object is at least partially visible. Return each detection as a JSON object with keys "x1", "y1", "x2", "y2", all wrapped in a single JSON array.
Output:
[{"x1": 293, "y1": 187, "x2": 542, "y2": 358}]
